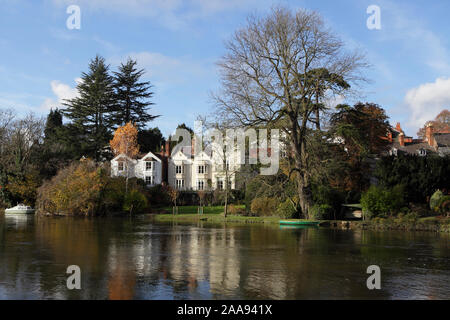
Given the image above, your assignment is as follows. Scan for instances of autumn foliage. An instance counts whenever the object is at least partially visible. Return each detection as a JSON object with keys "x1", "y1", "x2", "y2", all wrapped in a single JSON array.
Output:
[{"x1": 110, "y1": 122, "x2": 139, "y2": 157}]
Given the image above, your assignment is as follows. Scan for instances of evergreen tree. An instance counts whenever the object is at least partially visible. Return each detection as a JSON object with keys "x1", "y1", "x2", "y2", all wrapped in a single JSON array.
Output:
[
  {"x1": 63, "y1": 55, "x2": 115, "y2": 161},
  {"x1": 112, "y1": 58, "x2": 158, "y2": 130},
  {"x1": 138, "y1": 127, "x2": 164, "y2": 153},
  {"x1": 44, "y1": 109, "x2": 63, "y2": 144}
]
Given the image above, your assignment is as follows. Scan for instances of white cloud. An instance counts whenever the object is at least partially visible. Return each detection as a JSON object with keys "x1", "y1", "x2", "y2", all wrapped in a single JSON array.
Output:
[
  {"x1": 404, "y1": 77, "x2": 450, "y2": 131},
  {"x1": 51, "y1": 0, "x2": 264, "y2": 29},
  {"x1": 41, "y1": 79, "x2": 80, "y2": 110}
]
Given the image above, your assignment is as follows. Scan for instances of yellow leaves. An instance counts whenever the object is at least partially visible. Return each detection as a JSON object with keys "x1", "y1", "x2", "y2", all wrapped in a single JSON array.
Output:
[
  {"x1": 110, "y1": 122, "x2": 140, "y2": 158},
  {"x1": 36, "y1": 160, "x2": 109, "y2": 216}
]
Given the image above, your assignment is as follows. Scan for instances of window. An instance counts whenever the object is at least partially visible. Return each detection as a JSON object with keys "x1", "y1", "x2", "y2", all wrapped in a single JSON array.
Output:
[
  {"x1": 217, "y1": 179, "x2": 224, "y2": 190},
  {"x1": 418, "y1": 149, "x2": 427, "y2": 156},
  {"x1": 197, "y1": 180, "x2": 205, "y2": 190},
  {"x1": 176, "y1": 179, "x2": 184, "y2": 189},
  {"x1": 390, "y1": 148, "x2": 398, "y2": 156},
  {"x1": 145, "y1": 176, "x2": 154, "y2": 185},
  {"x1": 118, "y1": 161, "x2": 124, "y2": 171},
  {"x1": 176, "y1": 165, "x2": 183, "y2": 174},
  {"x1": 198, "y1": 165, "x2": 206, "y2": 174},
  {"x1": 146, "y1": 161, "x2": 153, "y2": 171}
]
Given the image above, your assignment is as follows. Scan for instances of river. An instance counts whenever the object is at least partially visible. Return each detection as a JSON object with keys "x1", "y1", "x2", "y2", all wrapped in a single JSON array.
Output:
[{"x1": 0, "y1": 214, "x2": 449, "y2": 299}]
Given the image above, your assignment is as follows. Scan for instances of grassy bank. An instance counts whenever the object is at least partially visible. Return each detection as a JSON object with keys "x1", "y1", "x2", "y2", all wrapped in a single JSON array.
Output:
[
  {"x1": 158, "y1": 205, "x2": 245, "y2": 215},
  {"x1": 150, "y1": 206, "x2": 450, "y2": 232},
  {"x1": 151, "y1": 213, "x2": 281, "y2": 224}
]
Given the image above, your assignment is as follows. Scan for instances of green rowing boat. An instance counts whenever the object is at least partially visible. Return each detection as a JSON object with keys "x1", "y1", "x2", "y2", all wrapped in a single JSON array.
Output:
[{"x1": 279, "y1": 220, "x2": 320, "y2": 226}]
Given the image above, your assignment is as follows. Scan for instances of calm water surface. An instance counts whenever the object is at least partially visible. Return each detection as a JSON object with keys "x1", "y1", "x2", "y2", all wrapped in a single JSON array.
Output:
[{"x1": 0, "y1": 214, "x2": 449, "y2": 300}]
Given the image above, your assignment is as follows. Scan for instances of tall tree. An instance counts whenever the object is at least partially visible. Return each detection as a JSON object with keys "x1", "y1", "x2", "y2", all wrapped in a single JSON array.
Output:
[
  {"x1": 417, "y1": 109, "x2": 450, "y2": 139},
  {"x1": 328, "y1": 103, "x2": 390, "y2": 195},
  {"x1": 63, "y1": 55, "x2": 115, "y2": 161},
  {"x1": 112, "y1": 58, "x2": 158, "y2": 130},
  {"x1": 213, "y1": 7, "x2": 365, "y2": 218}
]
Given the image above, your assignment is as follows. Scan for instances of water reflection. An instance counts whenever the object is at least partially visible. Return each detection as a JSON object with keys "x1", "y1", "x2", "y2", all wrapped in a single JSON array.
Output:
[{"x1": 0, "y1": 214, "x2": 449, "y2": 300}]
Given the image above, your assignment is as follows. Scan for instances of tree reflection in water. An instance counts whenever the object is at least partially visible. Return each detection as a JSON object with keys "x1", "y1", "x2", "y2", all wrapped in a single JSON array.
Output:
[{"x1": 0, "y1": 215, "x2": 449, "y2": 299}]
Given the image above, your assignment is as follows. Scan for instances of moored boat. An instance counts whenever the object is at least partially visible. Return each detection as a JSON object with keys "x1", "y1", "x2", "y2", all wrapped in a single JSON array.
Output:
[
  {"x1": 279, "y1": 220, "x2": 320, "y2": 226},
  {"x1": 4, "y1": 204, "x2": 35, "y2": 215}
]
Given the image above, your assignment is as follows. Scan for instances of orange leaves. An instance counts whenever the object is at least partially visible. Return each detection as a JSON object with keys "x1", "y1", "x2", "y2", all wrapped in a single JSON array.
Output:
[{"x1": 110, "y1": 122, "x2": 140, "y2": 158}]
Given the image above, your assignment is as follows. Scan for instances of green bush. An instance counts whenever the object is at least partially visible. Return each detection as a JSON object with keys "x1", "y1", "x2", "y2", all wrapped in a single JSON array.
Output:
[
  {"x1": 123, "y1": 190, "x2": 148, "y2": 214},
  {"x1": 250, "y1": 197, "x2": 278, "y2": 216},
  {"x1": 361, "y1": 185, "x2": 405, "y2": 218},
  {"x1": 276, "y1": 199, "x2": 297, "y2": 219},
  {"x1": 310, "y1": 204, "x2": 333, "y2": 220},
  {"x1": 430, "y1": 190, "x2": 444, "y2": 212}
]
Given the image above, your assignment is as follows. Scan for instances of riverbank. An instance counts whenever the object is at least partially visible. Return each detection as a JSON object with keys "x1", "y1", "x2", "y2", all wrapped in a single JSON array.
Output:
[{"x1": 150, "y1": 212, "x2": 450, "y2": 232}]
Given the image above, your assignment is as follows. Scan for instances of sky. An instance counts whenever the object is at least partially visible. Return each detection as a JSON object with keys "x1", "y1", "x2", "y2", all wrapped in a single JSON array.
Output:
[{"x1": 1, "y1": 0, "x2": 450, "y2": 138}]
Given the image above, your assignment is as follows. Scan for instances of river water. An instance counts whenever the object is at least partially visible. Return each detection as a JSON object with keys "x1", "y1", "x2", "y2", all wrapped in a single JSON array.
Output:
[{"x1": 0, "y1": 214, "x2": 449, "y2": 300}]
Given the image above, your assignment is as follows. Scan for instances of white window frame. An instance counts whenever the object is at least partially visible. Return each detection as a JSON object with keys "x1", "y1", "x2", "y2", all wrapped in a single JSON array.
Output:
[
  {"x1": 176, "y1": 165, "x2": 183, "y2": 174},
  {"x1": 197, "y1": 180, "x2": 205, "y2": 190},
  {"x1": 118, "y1": 161, "x2": 124, "y2": 171},
  {"x1": 146, "y1": 161, "x2": 153, "y2": 171},
  {"x1": 176, "y1": 179, "x2": 184, "y2": 190},
  {"x1": 145, "y1": 176, "x2": 153, "y2": 185}
]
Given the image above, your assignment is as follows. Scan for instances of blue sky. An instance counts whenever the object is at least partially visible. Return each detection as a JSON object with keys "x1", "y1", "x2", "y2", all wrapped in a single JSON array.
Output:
[{"x1": 1, "y1": 0, "x2": 450, "y2": 137}]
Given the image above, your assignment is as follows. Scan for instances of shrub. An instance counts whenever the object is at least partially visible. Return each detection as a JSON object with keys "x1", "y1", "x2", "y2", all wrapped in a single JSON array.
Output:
[
  {"x1": 36, "y1": 160, "x2": 147, "y2": 216},
  {"x1": 276, "y1": 199, "x2": 297, "y2": 219},
  {"x1": 227, "y1": 204, "x2": 245, "y2": 215},
  {"x1": 430, "y1": 190, "x2": 444, "y2": 212},
  {"x1": 36, "y1": 160, "x2": 109, "y2": 215},
  {"x1": 123, "y1": 190, "x2": 148, "y2": 214},
  {"x1": 310, "y1": 204, "x2": 333, "y2": 220},
  {"x1": 438, "y1": 196, "x2": 450, "y2": 216},
  {"x1": 361, "y1": 185, "x2": 405, "y2": 218},
  {"x1": 250, "y1": 197, "x2": 278, "y2": 216}
]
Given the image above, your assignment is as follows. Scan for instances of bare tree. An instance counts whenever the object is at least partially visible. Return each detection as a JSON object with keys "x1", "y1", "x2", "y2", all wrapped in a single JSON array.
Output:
[{"x1": 213, "y1": 7, "x2": 366, "y2": 218}]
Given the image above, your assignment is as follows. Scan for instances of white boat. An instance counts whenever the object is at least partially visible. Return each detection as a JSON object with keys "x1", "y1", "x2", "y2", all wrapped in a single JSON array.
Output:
[{"x1": 4, "y1": 204, "x2": 35, "y2": 215}]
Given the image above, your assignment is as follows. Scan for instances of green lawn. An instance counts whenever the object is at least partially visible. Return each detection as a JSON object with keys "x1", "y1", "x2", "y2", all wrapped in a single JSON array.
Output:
[
  {"x1": 160, "y1": 205, "x2": 245, "y2": 215},
  {"x1": 152, "y1": 213, "x2": 281, "y2": 224}
]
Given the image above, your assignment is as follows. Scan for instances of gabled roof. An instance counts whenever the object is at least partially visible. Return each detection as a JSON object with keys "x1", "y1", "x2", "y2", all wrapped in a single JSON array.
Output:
[
  {"x1": 193, "y1": 150, "x2": 212, "y2": 161},
  {"x1": 140, "y1": 151, "x2": 162, "y2": 163},
  {"x1": 170, "y1": 148, "x2": 191, "y2": 161},
  {"x1": 111, "y1": 154, "x2": 136, "y2": 162}
]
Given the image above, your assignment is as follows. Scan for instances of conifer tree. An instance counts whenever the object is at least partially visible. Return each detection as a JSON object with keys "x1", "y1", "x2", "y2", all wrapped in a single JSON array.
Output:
[
  {"x1": 112, "y1": 58, "x2": 158, "y2": 130},
  {"x1": 63, "y1": 55, "x2": 116, "y2": 161}
]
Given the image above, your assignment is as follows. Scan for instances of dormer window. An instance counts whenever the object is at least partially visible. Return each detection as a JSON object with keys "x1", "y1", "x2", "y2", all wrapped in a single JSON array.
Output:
[
  {"x1": 118, "y1": 161, "x2": 124, "y2": 171},
  {"x1": 146, "y1": 161, "x2": 153, "y2": 171},
  {"x1": 176, "y1": 165, "x2": 183, "y2": 174}
]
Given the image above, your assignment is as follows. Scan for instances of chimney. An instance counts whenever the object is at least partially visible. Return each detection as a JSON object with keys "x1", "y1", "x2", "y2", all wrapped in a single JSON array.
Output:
[
  {"x1": 426, "y1": 123, "x2": 435, "y2": 147},
  {"x1": 399, "y1": 132, "x2": 405, "y2": 147},
  {"x1": 165, "y1": 140, "x2": 171, "y2": 157},
  {"x1": 396, "y1": 122, "x2": 402, "y2": 132},
  {"x1": 191, "y1": 136, "x2": 195, "y2": 157}
]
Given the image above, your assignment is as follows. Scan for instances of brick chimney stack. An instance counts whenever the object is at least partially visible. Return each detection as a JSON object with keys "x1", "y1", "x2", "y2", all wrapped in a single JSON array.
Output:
[
  {"x1": 396, "y1": 122, "x2": 402, "y2": 132},
  {"x1": 191, "y1": 136, "x2": 195, "y2": 157},
  {"x1": 399, "y1": 132, "x2": 405, "y2": 147},
  {"x1": 426, "y1": 123, "x2": 435, "y2": 147},
  {"x1": 165, "y1": 140, "x2": 171, "y2": 157}
]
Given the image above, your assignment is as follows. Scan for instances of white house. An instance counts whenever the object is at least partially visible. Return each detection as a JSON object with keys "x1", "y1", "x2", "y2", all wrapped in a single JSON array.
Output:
[
  {"x1": 168, "y1": 148, "x2": 192, "y2": 191},
  {"x1": 166, "y1": 145, "x2": 236, "y2": 191},
  {"x1": 111, "y1": 151, "x2": 162, "y2": 186}
]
